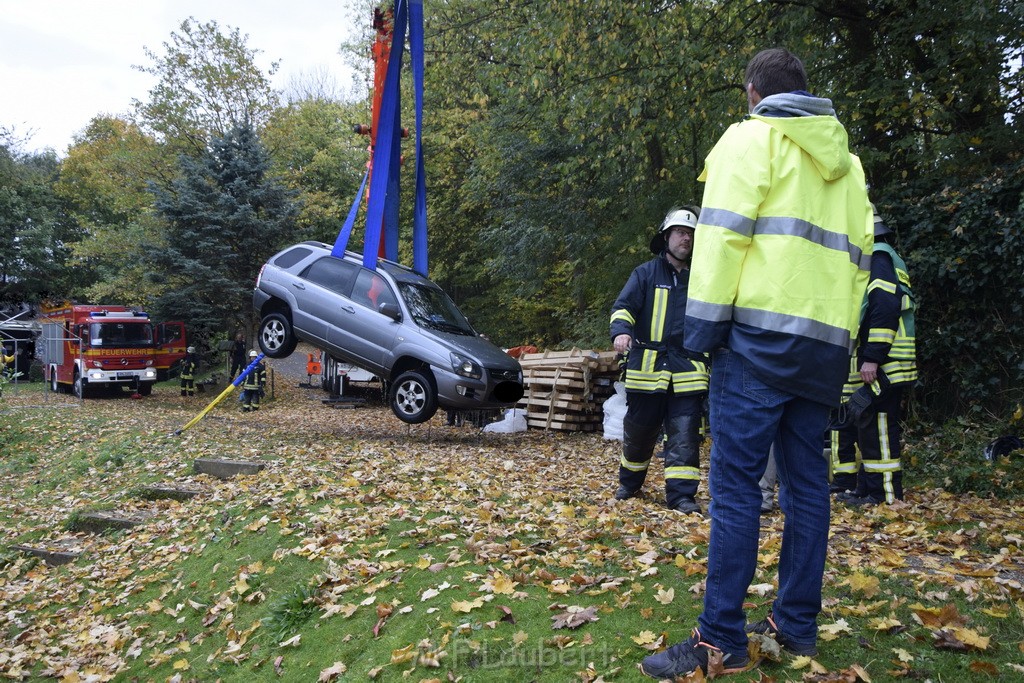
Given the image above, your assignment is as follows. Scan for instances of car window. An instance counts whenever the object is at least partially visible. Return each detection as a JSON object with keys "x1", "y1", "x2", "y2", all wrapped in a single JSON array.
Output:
[
  {"x1": 398, "y1": 282, "x2": 475, "y2": 336},
  {"x1": 301, "y1": 257, "x2": 359, "y2": 296},
  {"x1": 352, "y1": 269, "x2": 398, "y2": 312},
  {"x1": 273, "y1": 247, "x2": 313, "y2": 269}
]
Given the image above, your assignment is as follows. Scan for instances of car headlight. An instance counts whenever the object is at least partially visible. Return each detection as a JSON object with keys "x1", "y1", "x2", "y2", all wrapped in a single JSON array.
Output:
[{"x1": 450, "y1": 352, "x2": 482, "y2": 379}]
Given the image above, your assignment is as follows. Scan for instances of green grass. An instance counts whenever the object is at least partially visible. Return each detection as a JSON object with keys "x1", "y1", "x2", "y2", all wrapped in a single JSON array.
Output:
[{"x1": 0, "y1": 385, "x2": 1021, "y2": 681}]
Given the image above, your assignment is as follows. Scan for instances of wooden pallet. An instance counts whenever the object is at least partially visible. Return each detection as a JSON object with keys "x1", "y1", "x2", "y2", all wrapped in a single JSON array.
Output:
[
  {"x1": 517, "y1": 348, "x2": 621, "y2": 432},
  {"x1": 526, "y1": 417, "x2": 600, "y2": 432}
]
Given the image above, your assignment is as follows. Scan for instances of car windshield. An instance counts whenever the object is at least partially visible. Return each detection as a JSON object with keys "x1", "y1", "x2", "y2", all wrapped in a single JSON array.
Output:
[
  {"x1": 398, "y1": 282, "x2": 476, "y2": 336},
  {"x1": 89, "y1": 322, "x2": 153, "y2": 347}
]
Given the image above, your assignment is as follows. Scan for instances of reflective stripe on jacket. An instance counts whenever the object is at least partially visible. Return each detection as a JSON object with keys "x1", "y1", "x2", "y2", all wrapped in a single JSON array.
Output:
[
  {"x1": 843, "y1": 242, "x2": 917, "y2": 395},
  {"x1": 610, "y1": 254, "x2": 709, "y2": 395},
  {"x1": 684, "y1": 113, "x2": 873, "y2": 406},
  {"x1": 180, "y1": 355, "x2": 198, "y2": 380},
  {"x1": 242, "y1": 363, "x2": 266, "y2": 390}
]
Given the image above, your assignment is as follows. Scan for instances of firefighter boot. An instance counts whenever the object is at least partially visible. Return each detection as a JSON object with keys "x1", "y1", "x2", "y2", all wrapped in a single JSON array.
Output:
[
  {"x1": 616, "y1": 418, "x2": 661, "y2": 500},
  {"x1": 664, "y1": 414, "x2": 701, "y2": 513}
]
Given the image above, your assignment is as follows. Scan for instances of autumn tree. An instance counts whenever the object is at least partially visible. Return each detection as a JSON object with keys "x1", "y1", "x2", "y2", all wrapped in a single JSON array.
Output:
[
  {"x1": 0, "y1": 131, "x2": 79, "y2": 304},
  {"x1": 148, "y1": 124, "x2": 299, "y2": 342},
  {"x1": 419, "y1": 0, "x2": 752, "y2": 346},
  {"x1": 411, "y1": 0, "x2": 1023, "y2": 415},
  {"x1": 262, "y1": 97, "x2": 369, "y2": 245},
  {"x1": 55, "y1": 116, "x2": 171, "y2": 305},
  {"x1": 752, "y1": 0, "x2": 1024, "y2": 417},
  {"x1": 132, "y1": 18, "x2": 281, "y2": 156}
]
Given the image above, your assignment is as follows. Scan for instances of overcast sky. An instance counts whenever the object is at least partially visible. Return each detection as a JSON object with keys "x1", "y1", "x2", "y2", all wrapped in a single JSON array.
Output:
[{"x1": 0, "y1": 1, "x2": 363, "y2": 156}]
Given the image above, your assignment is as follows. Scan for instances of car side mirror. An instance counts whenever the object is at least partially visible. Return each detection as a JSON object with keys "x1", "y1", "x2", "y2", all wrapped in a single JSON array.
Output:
[{"x1": 379, "y1": 302, "x2": 402, "y2": 321}]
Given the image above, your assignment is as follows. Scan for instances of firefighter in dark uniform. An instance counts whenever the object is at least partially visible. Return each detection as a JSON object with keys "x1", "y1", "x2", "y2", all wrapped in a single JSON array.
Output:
[
  {"x1": 832, "y1": 206, "x2": 917, "y2": 505},
  {"x1": 610, "y1": 206, "x2": 710, "y2": 514},
  {"x1": 229, "y1": 332, "x2": 246, "y2": 380},
  {"x1": 241, "y1": 350, "x2": 266, "y2": 412},
  {"x1": 180, "y1": 346, "x2": 199, "y2": 396}
]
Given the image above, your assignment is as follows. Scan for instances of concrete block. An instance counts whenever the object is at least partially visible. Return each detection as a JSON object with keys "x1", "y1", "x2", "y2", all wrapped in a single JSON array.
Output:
[
  {"x1": 10, "y1": 543, "x2": 81, "y2": 567},
  {"x1": 139, "y1": 484, "x2": 204, "y2": 501},
  {"x1": 72, "y1": 511, "x2": 152, "y2": 534},
  {"x1": 193, "y1": 457, "x2": 266, "y2": 479}
]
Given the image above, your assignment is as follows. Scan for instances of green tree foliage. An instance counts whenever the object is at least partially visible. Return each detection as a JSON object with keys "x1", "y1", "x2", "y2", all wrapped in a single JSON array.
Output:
[
  {"x1": 757, "y1": 0, "x2": 1022, "y2": 184},
  {"x1": 55, "y1": 116, "x2": 170, "y2": 305},
  {"x1": 0, "y1": 130, "x2": 79, "y2": 304},
  {"x1": 132, "y1": 18, "x2": 281, "y2": 155},
  {"x1": 419, "y1": 1, "x2": 769, "y2": 347},
  {"x1": 148, "y1": 124, "x2": 299, "y2": 341},
  {"x1": 414, "y1": 0, "x2": 1023, "y2": 417},
  {"x1": 891, "y1": 158, "x2": 1024, "y2": 418},
  {"x1": 756, "y1": 0, "x2": 1024, "y2": 417},
  {"x1": 262, "y1": 98, "x2": 369, "y2": 244}
]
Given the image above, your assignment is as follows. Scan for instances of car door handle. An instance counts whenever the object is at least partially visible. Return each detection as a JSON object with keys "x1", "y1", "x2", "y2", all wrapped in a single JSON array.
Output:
[
  {"x1": 292, "y1": 282, "x2": 306, "y2": 290},
  {"x1": 340, "y1": 305, "x2": 355, "y2": 314}
]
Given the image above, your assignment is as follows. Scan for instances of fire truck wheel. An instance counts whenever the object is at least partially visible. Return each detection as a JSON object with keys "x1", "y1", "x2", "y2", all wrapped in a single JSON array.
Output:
[{"x1": 73, "y1": 372, "x2": 88, "y2": 399}]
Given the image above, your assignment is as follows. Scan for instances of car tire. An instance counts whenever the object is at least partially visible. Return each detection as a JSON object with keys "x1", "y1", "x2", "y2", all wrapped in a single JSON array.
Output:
[
  {"x1": 258, "y1": 312, "x2": 298, "y2": 358},
  {"x1": 390, "y1": 370, "x2": 438, "y2": 424}
]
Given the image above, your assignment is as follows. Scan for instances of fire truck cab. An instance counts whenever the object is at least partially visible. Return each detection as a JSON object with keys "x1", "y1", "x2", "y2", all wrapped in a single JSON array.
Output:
[{"x1": 41, "y1": 305, "x2": 186, "y2": 398}]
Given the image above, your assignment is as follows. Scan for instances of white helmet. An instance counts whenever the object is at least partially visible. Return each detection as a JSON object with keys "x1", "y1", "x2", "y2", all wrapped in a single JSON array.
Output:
[
  {"x1": 249, "y1": 350, "x2": 259, "y2": 358},
  {"x1": 650, "y1": 206, "x2": 699, "y2": 254},
  {"x1": 187, "y1": 346, "x2": 195, "y2": 353}
]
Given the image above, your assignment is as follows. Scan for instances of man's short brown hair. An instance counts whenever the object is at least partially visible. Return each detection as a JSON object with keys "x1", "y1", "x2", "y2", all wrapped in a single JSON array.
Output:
[{"x1": 745, "y1": 48, "x2": 808, "y2": 98}]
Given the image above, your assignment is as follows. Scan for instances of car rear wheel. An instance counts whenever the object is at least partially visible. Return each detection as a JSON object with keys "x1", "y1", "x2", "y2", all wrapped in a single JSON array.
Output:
[
  {"x1": 390, "y1": 370, "x2": 438, "y2": 424},
  {"x1": 258, "y1": 312, "x2": 298, "y2": 358}
]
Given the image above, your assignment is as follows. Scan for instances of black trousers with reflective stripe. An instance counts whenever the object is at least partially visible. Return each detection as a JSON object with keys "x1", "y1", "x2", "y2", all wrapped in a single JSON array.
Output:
[
  {"x1": 832, "y1": 385, "x2": 904, "y2": 502},
  {"x1": 618, "y1": 391, "x2": 703, "y2": 506}
]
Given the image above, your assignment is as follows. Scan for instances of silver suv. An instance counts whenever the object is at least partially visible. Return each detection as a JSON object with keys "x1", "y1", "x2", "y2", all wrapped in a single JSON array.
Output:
[{"x1": 253, "y1": 242, "x2": 524, "y2": 423}]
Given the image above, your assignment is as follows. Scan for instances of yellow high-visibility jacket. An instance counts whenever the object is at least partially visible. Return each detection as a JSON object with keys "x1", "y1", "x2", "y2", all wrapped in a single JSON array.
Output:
[{"x1": 684, "y1": 111, "x2": 873, "y2": 406}]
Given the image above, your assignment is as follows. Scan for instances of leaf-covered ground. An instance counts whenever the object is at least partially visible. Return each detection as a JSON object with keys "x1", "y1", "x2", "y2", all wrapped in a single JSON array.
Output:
[{"x1": 0, "y1": 362, "x2": 1021, "y2": 682}]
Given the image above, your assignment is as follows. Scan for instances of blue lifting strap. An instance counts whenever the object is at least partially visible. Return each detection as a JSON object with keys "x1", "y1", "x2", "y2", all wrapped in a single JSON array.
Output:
[
  {"x1": 329, "y1": 0, "x2": 428, "y2": 277},
  {"x1": 409, "y1": 0, "x2": 427, "y2": 276},
  {"x1": 331, "y1": 166, "x2": 369, "y2": 258}
]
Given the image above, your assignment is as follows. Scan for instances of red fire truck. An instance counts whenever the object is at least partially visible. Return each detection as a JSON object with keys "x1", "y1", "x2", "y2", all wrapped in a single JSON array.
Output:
[{"x1": 40, "y1": 304, "x2": 187, "y2": 398}]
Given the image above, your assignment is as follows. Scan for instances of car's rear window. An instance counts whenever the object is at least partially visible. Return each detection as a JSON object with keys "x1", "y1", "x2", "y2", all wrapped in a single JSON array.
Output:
[
  {"x1": 273, "y1": 247, "x2": 313, "y2": 269},
  {"x1": 301, "y1": 257, "x2": 359, "y2": 296}
]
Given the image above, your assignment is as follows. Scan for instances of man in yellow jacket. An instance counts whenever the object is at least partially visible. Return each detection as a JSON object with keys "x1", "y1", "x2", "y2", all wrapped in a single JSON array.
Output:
[
  {"x1": 641, "y1": 48, "x2": 873, "y2": 679},
  {"x1": 0, "y1": 344, "x2": 15, "y2": 379}
]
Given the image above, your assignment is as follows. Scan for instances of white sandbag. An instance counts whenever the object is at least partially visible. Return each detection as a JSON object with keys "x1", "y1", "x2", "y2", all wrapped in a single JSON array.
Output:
[
  {"x1": 602, "y1": 381, "x2": 626, "y2": 441},
  {"x1": 483, "y1": 407, "x2": 528, "y2": 433}
]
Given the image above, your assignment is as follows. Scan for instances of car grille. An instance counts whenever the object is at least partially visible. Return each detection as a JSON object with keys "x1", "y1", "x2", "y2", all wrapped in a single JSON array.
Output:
[{"x1": 488, "y1": 368, "x2": 520, "y2": 382}]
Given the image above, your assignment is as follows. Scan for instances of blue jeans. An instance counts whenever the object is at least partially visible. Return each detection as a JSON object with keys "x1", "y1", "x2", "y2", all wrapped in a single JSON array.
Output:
[{"x1": 697, "y1": 349, "x2": 831, "y2": 655}]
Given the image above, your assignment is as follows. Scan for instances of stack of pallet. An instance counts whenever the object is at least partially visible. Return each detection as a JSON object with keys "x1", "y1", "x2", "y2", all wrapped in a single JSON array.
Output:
[{"x1": 516, "y1": 348, "x2": 621, "y2": 432}]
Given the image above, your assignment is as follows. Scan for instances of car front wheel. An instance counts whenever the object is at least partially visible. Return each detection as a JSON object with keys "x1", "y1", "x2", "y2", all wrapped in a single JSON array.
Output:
[
  {"x1": 390, "y1": 370, "x2": 438, "y2": 424},
  {"x1": 258, "y1": 312, "x2": 298, "y2": 358}
]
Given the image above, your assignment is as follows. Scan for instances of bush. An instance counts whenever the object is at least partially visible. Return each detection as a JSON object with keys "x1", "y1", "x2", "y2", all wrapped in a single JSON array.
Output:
[
  {"x1": 888, "y1": 156, "x2": 1024, "y2": 421},
  {"x1": 904, "y1": 410, "x2": 1024, "y2": 497}
]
